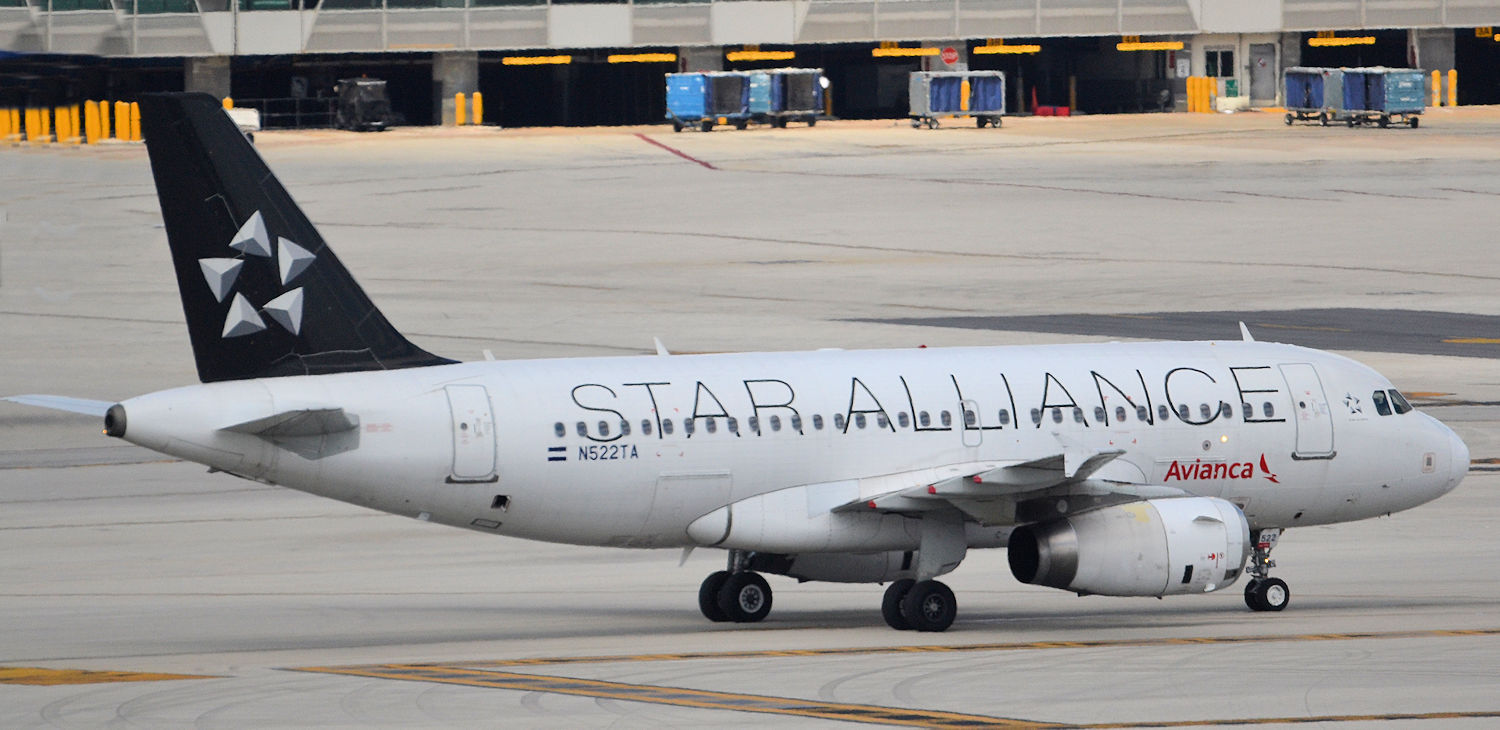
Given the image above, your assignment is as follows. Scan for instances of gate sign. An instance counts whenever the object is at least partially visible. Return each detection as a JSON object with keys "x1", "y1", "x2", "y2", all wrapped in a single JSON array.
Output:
[{"x1": 941, "y1": 47, "x2": 959, "y2": 64}]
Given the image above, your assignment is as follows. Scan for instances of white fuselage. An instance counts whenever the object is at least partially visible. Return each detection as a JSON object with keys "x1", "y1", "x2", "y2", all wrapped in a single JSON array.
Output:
[{"x1": 116, "y1": 340, "x2": 1467, "y2": 552}]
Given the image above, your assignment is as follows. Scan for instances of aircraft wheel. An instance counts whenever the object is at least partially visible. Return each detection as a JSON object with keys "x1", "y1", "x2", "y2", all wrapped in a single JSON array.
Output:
[
  {"x1": 699, "y1": 570, "x2": 731, "y2": 622},
  {"x1": 899, "y1": 580, "x2": 956, "y2": 632},
  {"x1": 881, "y1": 579, "x2": 915, "y2": 630},
  {"x1": 1246, "y1": 577, "x2": 1290, "y2": 612},
  {"x1": 717, "y1": 572, "x2": 772, "y2": 623}
]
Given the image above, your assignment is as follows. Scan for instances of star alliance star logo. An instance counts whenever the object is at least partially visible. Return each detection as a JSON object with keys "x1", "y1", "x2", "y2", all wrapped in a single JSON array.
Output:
[
  {"x1": 1343, "y1": 393, "x2": 1361, "y2": 414},
  {"x1": 198, "y1": 211, "x2": 315, "y2": 339}
]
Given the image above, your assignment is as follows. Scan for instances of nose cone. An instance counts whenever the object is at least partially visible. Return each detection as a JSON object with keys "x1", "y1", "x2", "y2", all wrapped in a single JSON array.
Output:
[{"x1": 1449, "y1": 428, "x2": 1470, "y2": 491}]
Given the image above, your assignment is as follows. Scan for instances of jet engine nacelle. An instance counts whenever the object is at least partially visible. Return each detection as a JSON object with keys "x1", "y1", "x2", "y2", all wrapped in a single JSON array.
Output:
[{"x1": 1008, "y1": 496, "x2": 1250, "y2": 597}]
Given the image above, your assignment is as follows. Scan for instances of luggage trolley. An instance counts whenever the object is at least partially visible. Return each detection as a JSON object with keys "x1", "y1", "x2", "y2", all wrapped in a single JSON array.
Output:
[
  {"x1": 666, "y1": 71, "x2": 751, "y2": 132},
  {"x1": 1283, "y1": 67, "x2": 1336, "y2": 126},
  {"x1": 748, "y1": 68, "x2": 825, "y2": 128},
  {"x1": 1339, "y1": 67, "x2": 1425, "y2": 128},
  {"x1": 909, "y1": 71, "x2": 1006, "y2": 129}
]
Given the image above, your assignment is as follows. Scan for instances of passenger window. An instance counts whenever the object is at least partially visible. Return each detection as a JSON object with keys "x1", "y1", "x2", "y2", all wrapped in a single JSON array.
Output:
[
  {"x1": 1389, "y1": 390, "x2": 1413, "y2": 414},
  {"x1": 1136, "y1": 405, "x2": 1149, "y2": 422},
  {"x1": 940, "y1": 410, "x2": 953, "y2": 427},
  {"x1": 728, "y1": 417, "x2": 739, "y2": 434},
  {"x1": 554, "y1": 422, "x2": 565, "y2": 438},
  {"x1": 1219, "y1": 402, "x2": 1232, "y2": 419},
  {"x1": 749, "y1": 416, "x2": 760, "y2": 433},
  {"x1": 919, "y1": 411, "x2": 931, "y2": 427},
  {"x1": 791, "y1": 414, "x2": 802, "y2": 431},
  {"x1": 1158, "y1": 405, "x2": 1170, "y2": 422},
  {"x1": 1177, "y1": 404, "x2": 1190, "y2": 420},
  {"x1": 1199, "y1": 404, "x2": 1211, "y2": 420},
  {"x1": 813, "y1": 414, "x2": 824, "y2": 430},
  {"x1": 770, "y1": 415, "x2": 782, "y2": 432},
  {"x1": 877, "y1": 413, "x2": 889, "y2": 429},
  {"x1": 683, "y1": 418, "x2": 695, "y2": 435},
  {"x1": 855, "y1": 413, "x2": 867, "y2": 429},
  {"x1": 576, "y1": 421, "x2": 587, "y2": 437},
  {"x1": 704, "y1": 418, "x2": 717, "y2": 434},
  {"x1": 620, "y1": 420, "x2": 630, "y2": 436},
  {"x1": 1372, "y1": 390, "x2": 1391, "y2": 416},
  {"x1": 963, "y1": 410, "x2": 976, "y2": 427},
  {"x1": 1052, "y1": 408, "x2": 1064, "y2": 424},
  {"x1": 599, "y1": 421, "x2": 610, "y2": 437},
  {"x1": 834, "y1": 413, "x2": 846, "y2": 430},
  {"x1": 1114, "y1": 406, "x2": 1126, "y2": 423},
  {"x1": 998, "y1": 409, "x2": 1011, "y2": 426},
  {"x1": 1094, "y1": 406, "x2": 1106, "y2": 422},
  {"x1": 1263, "y1": 402, "x2": 1275, "y2": 418},
  {"x1": 642, "y1": 419, "x2": 653, "y2": 436},
  {"x1": 662, "y1": 419, "x2": 674, "y2": 435},
  {"x1": 1072, "y1": 408, "x2": 1085, "y2": 424},
  {"x1": 1031, "y1": 408, "x2": 1041, "y2": 425},
  {"x1": 898, "y1": 412, "x2": 911, "y2": 428},
  {"x1": 1242, "y1": 402, "x2": 1253, "y2": 420}
]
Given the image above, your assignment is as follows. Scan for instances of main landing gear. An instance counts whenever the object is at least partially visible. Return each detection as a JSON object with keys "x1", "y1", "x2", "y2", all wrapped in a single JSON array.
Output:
[
  {"x1": 881, "y1": 578, "x2": 957, "y2": 632},
  {"x1": 1243, "y1": 528, "x2": 1290, "y2": 612},
  {"x1": 698, "y1": 551, "x2": 773, "y2": 623}
]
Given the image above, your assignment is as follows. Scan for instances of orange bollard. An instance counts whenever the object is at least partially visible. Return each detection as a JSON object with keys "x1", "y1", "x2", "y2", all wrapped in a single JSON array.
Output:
[
  {"x1": 84, "y1": 101, "x2": 100, "y2": 144},
  {"x1": 115, "y1": 101, "x2": 129, "y2": 139},
  {"x1": 70, "y1": 105, "x2": 82, "y2": 144},
  {"x1": 1447, "y1": 69, "x2": 1457, "y2": 107},
  {"x1": 129, "y1": 102, "x2": 141, "y2": 141},
  {"x1": 472, "y1": 91, "x2": 483, "y2": 126},
  {"x1": 222, "y1": 97, "x2": 233, "y2": 109},
  {"x1": 455, "y1": 92, "x2": 466, "y2": 126},
  {"x1": 1430, "y1": 69, "x2": 1441, "y2": 106},
  {"x1": 99, "y1": 100, "x2": 110, "y2": 140}
]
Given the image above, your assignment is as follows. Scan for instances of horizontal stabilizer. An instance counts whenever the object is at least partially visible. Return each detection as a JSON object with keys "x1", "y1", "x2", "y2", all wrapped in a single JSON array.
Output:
[
  {"x1": 2, "y1": 395, "x2": 114, "y2": 417},
  {"x1": 221, "y1": 408, "x2": 359, "y2": 438}
]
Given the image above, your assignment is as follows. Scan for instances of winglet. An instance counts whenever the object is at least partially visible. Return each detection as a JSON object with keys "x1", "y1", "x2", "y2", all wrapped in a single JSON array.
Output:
[
  {"x1": 1239, "y1": 321, "x2": 1255, "y2": 342},
  {"x1": 654, "y1": 337, "x2": 671, "y2": 356}
]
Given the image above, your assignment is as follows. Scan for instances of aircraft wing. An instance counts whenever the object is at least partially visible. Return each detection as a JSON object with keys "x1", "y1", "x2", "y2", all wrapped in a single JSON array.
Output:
[
  {"x1": 831, "y1": 445, "x2": 1186, "y2": 525},
  {"x1": 2, "y1": 394, "x2": 114, "y2": 417}
]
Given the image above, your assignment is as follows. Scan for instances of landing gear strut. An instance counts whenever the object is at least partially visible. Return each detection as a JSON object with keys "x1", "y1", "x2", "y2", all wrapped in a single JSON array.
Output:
[
  {"x1": 1243, "y1": 528, "x2": 1290, "y2": 612},
  {"x1": 881, "y1": 510, "x2": 965, "y2": 632},
  {"x1": 698, "y1": 551, "x2": 773, "y2": 623}
]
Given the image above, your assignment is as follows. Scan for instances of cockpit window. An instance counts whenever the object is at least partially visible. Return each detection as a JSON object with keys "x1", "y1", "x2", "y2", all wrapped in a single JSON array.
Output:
[
  {"x1": 1389, "y1": 390, "x2": 1413, "y2": 414},
  {"x1": 1371, "y1": 390, "x2": 1392, "y2": 416}
]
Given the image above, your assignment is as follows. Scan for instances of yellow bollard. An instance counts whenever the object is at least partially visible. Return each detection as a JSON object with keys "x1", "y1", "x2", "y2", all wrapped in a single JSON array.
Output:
[
  {"x1": 84, "y1": 101, "x2": 100, "y2": 144},
  {"x1": 0, "y1": 108, "x2": 9, "y2": 141},
  {"x1": 1188, "y1": 77, "x2": 1200, "y2": 113},
  {"x1": 472, "y1": 91, "x2": 483, "y2": 126},
  {"x1": 130, "y1": 102, "x2": 141, "y2": 141},
  {"x1": 1431, "y1": 69, "x2": 1441, "y2": 106},
  {"x1": 99, "y1": 100, "x2": 110, "y2": 140},
  {"x1": 115, "y1": 101, "x2": 129, "y2": 139},
  {"x1": 960, "y1": 78, "x2": 971, "y2": 112},
  {"x1": 24, "y1": 108, "x2": 37, "y2": 143},
  {"x1": 222, "y1": 97, "x2": 233, "y2": 109},
  {"x1": 53, "y1": 106, "x2": 67, "y2": 141},
  {"x1": 70, "y1": 105, "x2": 82, "y2": 144},
  {"x1": 1447, "y1": 69, "x2": 1457, "y2": 107},
  {"x1": 454, "y1": 92, "x2": 466, "y2": 126}
]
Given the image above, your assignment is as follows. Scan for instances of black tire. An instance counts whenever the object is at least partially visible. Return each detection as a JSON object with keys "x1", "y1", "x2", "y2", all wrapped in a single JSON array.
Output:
[
  {"x1": 1247, "y1": 577, "x2": 1290, "y2": 612},
  {"x1": 899, "y1": 580, "x2": 956, "y2": 632},
  {"x1": 699, "y1": 571, "x2": 731, "y2": 622},
  {"x1": 1243, "y1": 578, "x2": 1261, "y2": 610},
  {"x1": 700, "y1": 120, "x2": 714, "y2": 133},
  {"x1": 1284, "y1": 113, "x2": 1293, "y2": 126},
  {"x1": 807, "y1": 118, "x2": 816, "y2": 127},
  {"x1": 734, "y1": 119, "x2": 748, "y2": 130},
  {"x1": 1346, "y1": 119, "x2": 1356, "y2": 128},
  {"x1": 882, "y1": 579, "x2": 915, "y2": 630},
  {"x1": 1378, "y1": 115, "x2": 1390, "y2": 129},
  {"x1": 1409, "y1": 116, "x2": 1419, "y2": 129},
  {"x1": 718, "y1": 572, "x2": 772, "y2": 623},
  {"x1": 1319, "y1": 112, "x2": 1329, "y2": 127},
  {"x1": 976, "y1": 116, "x2": 987, "y2": 128},
  {"x1": 910, "y1": 118, "x2": 921, "y2": 128},
  {"x1": 672, "y1": 121, "x2": 683, "y2": 133}
]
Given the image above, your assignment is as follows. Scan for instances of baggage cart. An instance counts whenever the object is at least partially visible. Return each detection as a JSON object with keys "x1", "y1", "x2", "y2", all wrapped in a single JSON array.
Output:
[
  {"x1": 908, "y1": 71, "x2": 1005, "y2": 129},
  {"x1": 1338, "y1": 67, "x2": 1425, "y2": 128},
  {"x1": 1283, "y1": 67, "x2": 1335, "y2": 125},
  {"x1": 665, "y1": 72, "x2": 751, "y2": 132}
]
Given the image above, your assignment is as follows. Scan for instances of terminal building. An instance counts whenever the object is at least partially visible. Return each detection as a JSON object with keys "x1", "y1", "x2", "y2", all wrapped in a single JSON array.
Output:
[{"x1": 3, "y1": 0, "x2": 1500, "y2": 127}]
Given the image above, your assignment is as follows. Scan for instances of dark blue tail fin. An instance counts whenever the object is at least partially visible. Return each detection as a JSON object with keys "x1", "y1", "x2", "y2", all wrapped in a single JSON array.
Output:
[{"x1": 139, "y1": 92, "x2": 454, "y2": 383}]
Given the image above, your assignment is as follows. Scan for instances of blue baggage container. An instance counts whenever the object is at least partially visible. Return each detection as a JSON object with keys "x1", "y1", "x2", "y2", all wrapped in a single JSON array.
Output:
[
  {"x1": 1342, "y1": 69, "x2": 1368, "y2": 112},
  {"x1": 748, "y1": 73, "x2": 772, "y2": 115},
  {"x1": 968, "y1": 75, "x2": 1004, "y2": 112},
  {"x1": 1284, "y1": 68, "x2": 1324, "y2": 112},
  {"x1": 1375, "y1": 69, "x2": 1425, "y2": 114},
  {"x1": 929, "y1": 76, "x2": 963, "y2": 113},
  {"x1": 665, "y1": 71, "x2": 751, "y2": 131},
  {"x1": 908, "y1": 71, "x2": 1006, "y2": 128},
  {"x1": 1335, "y1": 67, "x2": 1425, "y2": 128}
]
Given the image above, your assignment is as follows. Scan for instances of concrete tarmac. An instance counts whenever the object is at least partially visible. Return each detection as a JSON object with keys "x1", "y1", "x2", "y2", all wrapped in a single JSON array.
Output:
[{"x1": 3, "y1": 108, "x2": 1499, "y2": 728}]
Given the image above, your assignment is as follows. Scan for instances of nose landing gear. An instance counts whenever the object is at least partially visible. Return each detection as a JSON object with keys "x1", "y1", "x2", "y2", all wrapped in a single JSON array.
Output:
[{"x1": 1243, "y1": 528, "x2": 1290, "y2": 612}]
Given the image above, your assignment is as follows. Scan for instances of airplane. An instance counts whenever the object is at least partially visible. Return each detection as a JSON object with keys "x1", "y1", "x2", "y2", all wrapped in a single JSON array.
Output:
[{"x1": 4, "y1": 92, "x2": 1469, "y2": 632}]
